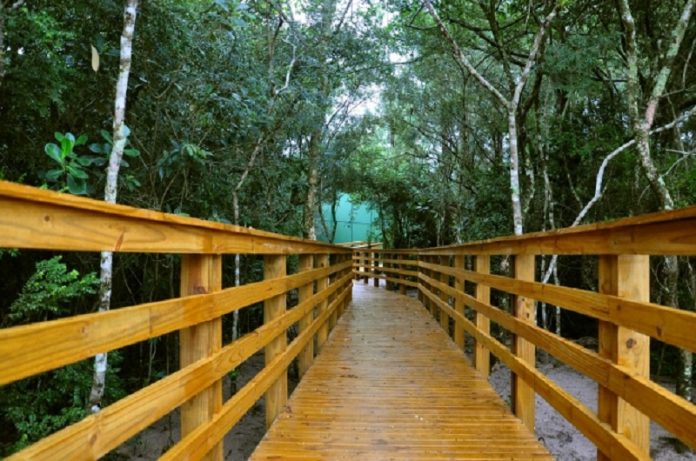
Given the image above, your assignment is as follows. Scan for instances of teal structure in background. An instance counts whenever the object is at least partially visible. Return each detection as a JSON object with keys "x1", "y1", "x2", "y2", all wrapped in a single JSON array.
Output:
[{"x1": 316, "y1": 194, "x2": 381, "y2": 244}]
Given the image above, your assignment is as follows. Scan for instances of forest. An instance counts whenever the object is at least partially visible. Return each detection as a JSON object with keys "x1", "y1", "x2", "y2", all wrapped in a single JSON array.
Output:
[{"x1": 1, "y1": 0, "x2": 695, "y2": 458}]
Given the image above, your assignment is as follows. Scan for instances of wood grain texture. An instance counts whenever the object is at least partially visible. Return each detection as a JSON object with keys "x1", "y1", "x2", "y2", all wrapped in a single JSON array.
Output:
[
  {"x1": 419, "y1": 285, "x2": 648, "y2": 461},
  {"x1": 419, "y1": 260, "x2": 696, "y2": 352},
  {"x1": 6, "y1": 272, "x2": 352, "y2": 461},
  {"x1": 316, "y1": 255, "x2": 330, "y2": 352},
  {"x1": 0, "y1": 259, "x2": 351, "y2": 386},
  {"x1": 419, "y1": 272, "x2": 696, "y2": 451},
  {"x1": 0, "y1": 181, "x2": 349, "y2": 255},
  {"x1": 597, "y1": 255, "x2": 650, "y2": 458},
  {"x1": 474, "y1": 255, "x2": 491, "y2": 377},
  {"x1": 453, "y1": 255, "x2": 465, "y2": 349},
  {"x1": 297, "y1": 254, "x2": 315, "y2": 378},
  {"x1": 251, "y1": 284, "x2": 551, "y2": 460},
  {"x1": 179, "y1": 254, "x2": 223, "y2": 461},
  {"x1": 512, "y1": 254, "x2": 535, "y2": 432},
  {"x1": 162, "y1": 285, "x2": 351, "y2": 461},
  {"x1": 264, "y1": 255, "x2": 288, "y2": 429}
]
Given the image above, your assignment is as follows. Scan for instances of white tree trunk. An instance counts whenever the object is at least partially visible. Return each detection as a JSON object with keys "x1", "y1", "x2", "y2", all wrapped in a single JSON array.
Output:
[
  {"x1": 507, "y1": 110, "x2": 524, "y2": 235},
  {"x1": 89, "y1": 0, "x2": 138, "y2": 413}
]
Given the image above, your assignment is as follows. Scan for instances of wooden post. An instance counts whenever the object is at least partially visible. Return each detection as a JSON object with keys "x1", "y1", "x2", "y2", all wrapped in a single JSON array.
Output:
[
  {"x1": 474, "y1": 255, "x2": 491, "y2": 377},
  {"x1": 316, "y1": 254, "x2": 330, "y2": 352},
  {"x1": 439, "y1": 255, "x2": 449, "y2": 332},
  {"x1": 417, "y1": 254, "x2": 424, "y2": 304},
  {"x1": 512, "y1": 254, "x2": 535, "y2": 432},
  {"x1": 373, "y1": 251, "x2": 379, "y2": 287},
  {"x1": 399, "y1": 254, "x2": 407, "y2": 295},
  {"x1": 363, "y1": 251, "x2": 368, "y2": 284},
  {"x1": 264, "y1": 254, "x2": 287, "y2": 429},
  {"x1": 454, "y1": 254, "x2": 465, "y2": 350},
  {"x1": 329, "y1": 254, "x2": 338, "y2": 331},
  {"x1": 597, "y1": 255, "x2": 650, "y2": 459},
  {"x1": 179, "y1": 254, "x2": 223, "y2": 461},
  {"x1": 297, "y1": 254, "x2": 314, "y2": 378}
]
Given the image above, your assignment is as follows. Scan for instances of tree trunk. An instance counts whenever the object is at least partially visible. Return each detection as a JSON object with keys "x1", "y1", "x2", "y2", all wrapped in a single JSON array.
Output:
[
  {"x1": 89, "y1": 0, "x2": 138, "y2": 413},
  {"x1": 507, "y1": 110, "x2": 524, "y2": 235},
  {"x1": 618, "y1": 0, "x2": 694, "y2": 404},
  {"x1": 303, "y1": 131, "x2": 320, "y2": 240}
]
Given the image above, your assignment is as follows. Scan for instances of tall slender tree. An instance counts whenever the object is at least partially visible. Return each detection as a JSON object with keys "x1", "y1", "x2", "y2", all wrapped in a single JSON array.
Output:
[{"x1": 89, "y1": 0, "x2": 139, "y2": 412}]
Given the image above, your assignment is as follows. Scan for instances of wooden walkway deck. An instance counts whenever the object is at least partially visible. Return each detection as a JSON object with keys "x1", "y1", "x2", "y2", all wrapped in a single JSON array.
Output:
[{"x1": 250, "y1": 283, "x2": 552, "y2": 460}]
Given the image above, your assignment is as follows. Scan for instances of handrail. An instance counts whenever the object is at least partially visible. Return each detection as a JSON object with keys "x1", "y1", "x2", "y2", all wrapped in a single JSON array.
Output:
[
  {"x1": 354, "y1": 208, "x2": 696, "y2": 460},
  {"x1": 0, "y1": 181, "x2": 352, "y2": 460}
]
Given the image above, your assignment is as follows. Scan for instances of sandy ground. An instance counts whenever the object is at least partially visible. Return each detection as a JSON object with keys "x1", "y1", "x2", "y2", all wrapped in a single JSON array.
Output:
[
  {"x1": 114, "y1": 286, "x2": 694, "y2": 460},
  {"x1": 489, "y1": 360, "x2": 695, "y2": 461},
  {"x1": 114, "y1": 351, "x2": 274, "y2": 460}
]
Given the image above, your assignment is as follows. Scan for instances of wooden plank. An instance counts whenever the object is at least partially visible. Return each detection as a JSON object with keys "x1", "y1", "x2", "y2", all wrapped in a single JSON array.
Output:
[
  {"x1": 179, "y1": 255, "x2": 223, "y2": 461},
  {"x1": 0, "y1": 259, "x2": 351, "y2": 386},
  {"x1": 453, "y1": 255, "x2": 465, "y2": 350},
  {"x1": 512, "y1": 254, "x2": 535, "y2": 432},
  {"x1": 414, "y1": 204, "x2": 696, "y2": 256},
  {"x1": 264, "y1": 255, "x2": 288, "y2": 428},
  {"x1": 297, "y1": 254, "x2": 314, "y2": 378},
  {"x1": 418, "y1": 285, "x2": 647, "y2": 461},
  {"x1": 7, "y1": 272, "x2": 353, "y2": 461},
  {"x1": 419, "y1": 260, "x2": 696, "y2": 352},
  {"x1": 372, "y1": 251, "x2": 379, "y2": 287},
  {"x1": 597, "y1": 255, "x2": 650, "y2": 458},
  {"x1": 419, "y1": 271, "x2": 696, "y2": 451},
  {"x1": 316, "y1": 255, "x2": 330, "y2": 352},
  {"x1": 0, "y1": 182, "x2": 350, "y2": 255},
  {"x1": 250, "y1": 284, "x2": 551, "y2": 460},
  {"x1": 399, "y1": 255, "x2": 407, "y2": 295},
  {"x1": 474, "y1": 255, "x2": 491, "y2": 377},
  {"x1": 439, "y1": 255, "x2": 449, "y2": 332},
  {"x1": 161, "y1": 285, "x2": 351, "y2": 461}
]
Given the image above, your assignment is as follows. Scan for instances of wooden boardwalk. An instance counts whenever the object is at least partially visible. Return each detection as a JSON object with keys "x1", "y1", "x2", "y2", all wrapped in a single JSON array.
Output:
[{"x1": 250, "y1": 283, "x2": 552, "y2": 460}]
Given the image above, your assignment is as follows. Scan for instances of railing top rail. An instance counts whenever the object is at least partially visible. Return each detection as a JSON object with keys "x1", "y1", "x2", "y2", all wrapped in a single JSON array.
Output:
[
  {"x1": 0, "y1": 180, "x2": 348, "y2": 254},
  {"x1": 364, "y1": 205, "x2": 696, "y2": 256}
]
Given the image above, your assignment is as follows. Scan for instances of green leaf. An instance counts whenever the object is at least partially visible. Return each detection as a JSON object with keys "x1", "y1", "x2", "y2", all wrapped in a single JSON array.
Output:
[
  {"x1": 66, "y1": 176, "x2": 87, "y2": 195},
  {"x1": 44, "y1": 143, "x2": 62, "y2": 164},
  {"x1": 44, "y1": 169, "x2": 63, "y2": 181},
  {"x1": 54, "y1": 132, "x2": 65, "y2": 143},
  {"x1": 88, "y1": 143, "x2": 104, "y2": 154},
  {"x1": 124, "y1": 148, "x2": 140, "y2": 158},
  {"x1": 75, "y1": 134, "x2": 88, "y2": 146},
  {"x1": 66, "y1": 164, "x2": 88, "y2": 179}
]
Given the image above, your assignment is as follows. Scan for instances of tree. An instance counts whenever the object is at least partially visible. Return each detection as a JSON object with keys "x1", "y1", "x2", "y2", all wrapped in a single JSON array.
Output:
[
  {"x1": 423, "y1": 0, "x2": 557, "y2": 235},
  {"x1": 89, "y1": 0, "x2": 139, "y2": 413}
]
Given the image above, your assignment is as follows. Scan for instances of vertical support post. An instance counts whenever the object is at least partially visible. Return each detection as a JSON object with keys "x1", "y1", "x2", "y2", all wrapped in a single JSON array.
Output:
[
  {"x1": 399, "y1": 254, "x2": 407, "y2": 295},
  {"x1": 179, "y1": 254, "x2": 223, "y2": 461},
  {"x1": 297, "y1": 254, "x2": 315, "y2": 378},
  {"x1": 373, "y1": 250, "x2": 379, "y2": 287},
  {"x1": 417, "y1": 253, "x2": 425, "y2": 304},
  {"x1": 597, "y1": 255, "x2": 650, "y2": 459},
  {"x1": 474, "y1": 255, "x2": 491, "y2": 377},
  {"x1": 454, "y1": 254, "x2": 465, "y2": 350},
  {"x1": 363, "y1": 251, "x2": 368, "y2": 284},
  {"x1": 439, "y1": 255, "x2": 449, "y2": 332},
  {"x1": 427, "y1": 255, "x2": 436, "y2": 317},
  {"x1": 264, "y1": 254, "x2": 287, "y2": 429},
  {"x1": 512, "y1": 254, "x2": 535, "y2": 432},
  {"x1": 329, "y1": 254, "x2": 338, "y2": 331},
  {"x1": 316, "y1": 254, "x2": 330, "y2": 352}
]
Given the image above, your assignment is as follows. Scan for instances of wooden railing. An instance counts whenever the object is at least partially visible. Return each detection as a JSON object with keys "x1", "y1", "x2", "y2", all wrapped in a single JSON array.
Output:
[
  {"x1": 354, "y1": 208, "x2": 696, "y2": 461},
  {"x1": 0, "y1": 181, "x2": 353, "y2": 460}
]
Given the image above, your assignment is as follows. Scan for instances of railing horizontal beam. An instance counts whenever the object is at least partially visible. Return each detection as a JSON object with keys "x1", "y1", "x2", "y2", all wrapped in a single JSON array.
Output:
[{"x1": 0, "y1": 181, "x2": 348, "y2": 254}]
